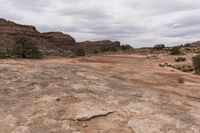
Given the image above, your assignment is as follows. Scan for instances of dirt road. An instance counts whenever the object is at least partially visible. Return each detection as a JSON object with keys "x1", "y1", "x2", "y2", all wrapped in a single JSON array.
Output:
[{"x1": 0, "y1": 54, "x2": 200, "y2": 133}]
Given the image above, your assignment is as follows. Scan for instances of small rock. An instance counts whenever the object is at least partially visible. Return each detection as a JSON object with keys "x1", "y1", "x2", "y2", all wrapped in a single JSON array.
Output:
[
  {"x1": 55, "y1": 98, "x2": 61, "y2": 102},
  {"x1": 82, "y1": 123, "x2": 88, "y2": 128},
  {"x1": 177, "y1": 78, "x2": 185, "y2": 83}
]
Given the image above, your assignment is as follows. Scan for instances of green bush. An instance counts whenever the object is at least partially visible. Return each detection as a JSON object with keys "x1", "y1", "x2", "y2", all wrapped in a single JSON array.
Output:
[
  {"x1": 154, "y1": 44, "x2": 165, "y2": 50},
  {"x1": 175, "y1": 57, "x2": 186, "y2": 62},
  {"x1": 109, "y1": 47, "x2": 118, "y2": 52},
  {"x1": 92, "y1": 49, "x2": 99, "y2": 55},
  {"x1": 100, "y1": 46, "x2": 110, "y2": 52},
  {"x1": 121, "y1": 45, "x2": 132, "y2": 51},
  {"x1": 12, "y1": 36, "x2": 42, "y2": 59},
  {"x1": 72, "y1": 48, "x2": 86, "y2": 56},
  {"x1": 184, "y1": 43, "x2": 191, "y2": 47},
  {"x1": 171, "y1": 46, "x2": 181, "y2": 55},
  {"x1": 0, "y1": 51, "x2": 5, "y2": 59},
  {"x1": 192, "y1": 54, "x2": 200, "y2": 75},
  {"x1": 100, "y1": 46, "x2": 118, "y2": 53}
]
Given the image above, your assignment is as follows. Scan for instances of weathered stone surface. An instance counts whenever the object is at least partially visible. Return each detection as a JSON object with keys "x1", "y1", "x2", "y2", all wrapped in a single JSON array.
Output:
[{"x1": 0, "y1": 54, "x2": 200, "y2": 132}]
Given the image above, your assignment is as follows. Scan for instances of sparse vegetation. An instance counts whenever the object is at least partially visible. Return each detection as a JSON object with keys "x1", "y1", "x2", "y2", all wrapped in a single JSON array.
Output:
[
  {"x1": 154, "y1": 44, "x2": 165, "y2": 50},
  {"x1": 0, "y1": 51, "x2": 5, "y2": 59},
  {"x1": 100, "y1": 46, "x2": 118, "y2": 53},
  {"x1": 171, "y1": 46, "x2": 181, "y2": 55},
  {"x1": 92, "y1": 49, "x2": 99, "y2": 55},
  {"x1": 184, "y1": 43, "x2": 191, "y2": 47},
  {"x1": 12, "y1": 36, "x2": 42, "y2": 59},
  {"x1": 72, "y1": 48, "x2": 86, "y2": 56},
  {"x1": 192, "y1": 54, "x2": 200, "y2": 75},
  {"x1": 175, "y1": 57, "x2": 186, "y2": 62},
  {"x1": 121, "y1": 45, "x2": 132, "y2": 51}
]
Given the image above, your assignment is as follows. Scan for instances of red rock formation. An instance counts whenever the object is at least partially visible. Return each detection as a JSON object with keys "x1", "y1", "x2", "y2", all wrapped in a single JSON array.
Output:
[
  {"x1": 43, "y1": 32, "x2": 76, "y2": 49},
  {"x1": 0, "y1": 18, "x2": 76, "y2": 50},
  {"x1": 0, "y1": 18, "x2": 39, "y2": 36}
]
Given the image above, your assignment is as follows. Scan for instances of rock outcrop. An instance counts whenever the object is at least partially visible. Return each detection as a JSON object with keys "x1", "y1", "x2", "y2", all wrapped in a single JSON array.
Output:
[
  {"x1": 0, "y1": 18, "x2": 38, "y2": 36},
  {"x1": 0, "y1": 18, "x2": 76, "y2": 51},
  {"x1": 43, "y1": 32, "x2": 76, "y2": 49},
  {"x1": 185, "y1": 41, "x2": 200, "y2": 47}
]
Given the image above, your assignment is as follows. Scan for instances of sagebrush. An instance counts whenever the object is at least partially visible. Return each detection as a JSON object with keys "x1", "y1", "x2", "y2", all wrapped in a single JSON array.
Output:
[
  {"x1": 171, "y1": 46, "x2": 181, "y2": 55},
  {"x1": 193, "y1": 54, "x2": 200, "y2": 75},
  {"x1": 175, "y1": 57, "x2": 186, "y2": 62}
]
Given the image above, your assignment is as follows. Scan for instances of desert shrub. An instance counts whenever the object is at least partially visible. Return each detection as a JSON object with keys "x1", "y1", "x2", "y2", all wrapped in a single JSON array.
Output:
[
  {"x1": 92, "y1": 49, "x2": 99, "y2": 55},
  {"x1": 154, "y1": 44, "x2": 165, "y2": 50},
  {"x1": 72, "y1": 48, "x2": 86, "y2": 56},
  {"x1": 175, "y1": 57, "x2": 186, "y2": 62},
  {"x1": 184, "y1": 43, "x2": 191, "y2": 47},
  {"x1": 100, "y1": 46, "x2": 110, "y2": 52},
  {"x1": 192, "y1": 54, "x2": 200, "y2": 75},
  {"x1": 121, "y1": 45, "x2": 132, "y2": 51},
  {"x1": 0, "y1": 51, "x2": 5, "y2": 59},
  {"x1": 100, "y1": 46, "x2": 117, "y2": 53},
  {"x1": 109, "y1": 47, "x2": 118, "y2": 52},
  {"x1": 12, "y1": 36, "x2": 42, "y2": 59},
  {"x1": 171, "y1": 46, "x2": 181, "y2": 55}
]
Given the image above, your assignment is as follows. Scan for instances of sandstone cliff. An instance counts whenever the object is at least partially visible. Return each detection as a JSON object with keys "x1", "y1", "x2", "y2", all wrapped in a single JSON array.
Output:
[{"x1": 0, "y1": 18, "x2": 76, "y2": 51}]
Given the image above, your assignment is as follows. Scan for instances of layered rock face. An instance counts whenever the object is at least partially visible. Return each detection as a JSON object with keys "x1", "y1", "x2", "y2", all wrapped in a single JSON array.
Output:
[
  {"x1": 0, "y1": 18, "x2": 76, "y2": 50},
  {"x1": 43, "y1": 32, "x2": 76, "y2": 49},
  {"x1": 0, "y1": 19, "x2": 38, "y2": 35}
]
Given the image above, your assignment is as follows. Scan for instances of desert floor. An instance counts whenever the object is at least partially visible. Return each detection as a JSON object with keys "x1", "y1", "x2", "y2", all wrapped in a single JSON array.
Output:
[{"x1": 0, "y1": 54, "x2": 200, "y2": 133}]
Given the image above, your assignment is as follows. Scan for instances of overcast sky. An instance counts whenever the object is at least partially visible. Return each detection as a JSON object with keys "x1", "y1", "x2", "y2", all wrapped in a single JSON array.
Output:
[{"x1": 0, "y1": 0, "x2": 200, "y2": 47}]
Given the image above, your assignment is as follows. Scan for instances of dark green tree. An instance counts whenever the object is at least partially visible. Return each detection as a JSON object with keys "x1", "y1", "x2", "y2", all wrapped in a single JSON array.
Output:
[
  {"x1": 12, "y1": 36, "x2": 42, "y2": 59},
  {"x1": 72, "y1": 48, "x2": 86, "y2": 56},
  {"x1": 154, "y1": 44, "x2": 165, "y2": 50}
]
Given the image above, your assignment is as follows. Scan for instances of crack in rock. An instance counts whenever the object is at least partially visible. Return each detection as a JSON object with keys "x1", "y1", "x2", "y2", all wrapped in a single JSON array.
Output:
[{"x1": 76, "y1": 110, "x2": 115, "y2": 121}]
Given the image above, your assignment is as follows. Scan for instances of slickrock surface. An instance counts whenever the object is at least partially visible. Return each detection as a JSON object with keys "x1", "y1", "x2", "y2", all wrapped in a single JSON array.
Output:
[{"x1": 0, "y1": 54, "x2": 200, "y2": 133}]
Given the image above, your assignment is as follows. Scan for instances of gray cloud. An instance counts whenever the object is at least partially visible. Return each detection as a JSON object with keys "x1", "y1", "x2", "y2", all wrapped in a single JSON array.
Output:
[
  {"x1": 8, "y1": 0, "x2": 51, "y2": 11},
  {"x1": 0, "y1": 0, "x2": 200, "y2": 47},
  {"x1": 58, "y1": 8, "x2": 110, "y2": 19}
]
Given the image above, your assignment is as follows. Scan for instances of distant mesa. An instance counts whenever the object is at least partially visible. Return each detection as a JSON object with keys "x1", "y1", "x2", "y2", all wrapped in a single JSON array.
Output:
[{"x1": 185, "y1": 41, "x2": 200, "y2": 47}]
